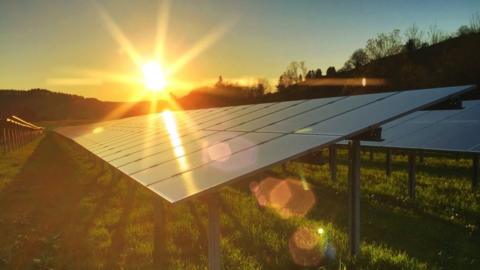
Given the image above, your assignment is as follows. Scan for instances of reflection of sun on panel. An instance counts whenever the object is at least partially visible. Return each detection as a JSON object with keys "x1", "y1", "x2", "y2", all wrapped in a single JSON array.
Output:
[
  {"x1": 161, "y1": 110, "x2": 188, "y2": 171},
  {"x1": 250, "y1": 177, "x2": 316, "y2": 219},
  {"x1": 161, "y1": 110, "x2": 198, "y2": 193},
  {"x1": 92, "y1": 127, "x2": 104, "y2": 134}
]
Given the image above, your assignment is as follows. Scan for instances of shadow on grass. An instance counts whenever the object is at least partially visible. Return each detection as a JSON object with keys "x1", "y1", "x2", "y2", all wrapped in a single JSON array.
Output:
[
  {"x1": 304, "y1": 179, "x2": 480, "y2": 270},
  {"x1": 0, "y1": 132, "x2": 144, "y2": 269},
  {"x1": 0, "y1": 132, "x2": 87, "y2": 268}
]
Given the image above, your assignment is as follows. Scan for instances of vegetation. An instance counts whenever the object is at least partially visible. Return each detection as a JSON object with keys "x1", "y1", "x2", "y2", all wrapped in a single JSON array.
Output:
[
  {"x1": 0, "y1": 132, "x2": 478, "y2": 269},
  {"x1": 0, "y1": 89, "x2": 167, "y2": 122},
  {"x1": 2, "y1": 13, "x2": 480, "y2": 119}
]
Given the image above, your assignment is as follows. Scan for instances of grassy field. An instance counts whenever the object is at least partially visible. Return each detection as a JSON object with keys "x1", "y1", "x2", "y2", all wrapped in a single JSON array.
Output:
[{"x1": 0, "y1": 132, "x2": 479, "y2": 269}]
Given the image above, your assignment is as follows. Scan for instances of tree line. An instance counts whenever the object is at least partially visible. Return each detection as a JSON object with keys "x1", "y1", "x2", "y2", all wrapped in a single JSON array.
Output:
[{"x1": 275, "y1": 12, "x2": 480, "y2": 92}]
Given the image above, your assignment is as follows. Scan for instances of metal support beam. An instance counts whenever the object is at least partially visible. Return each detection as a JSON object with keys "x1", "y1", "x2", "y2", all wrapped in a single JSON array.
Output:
[
  {"x1": 348, "y1": 140, "x2": 361, "y2": 257},
  {"x1": 10, "y1": 128, "x2": 16, "y2": 150},
  {"x1": 208, "y1": 193, "x2": 221, "y2": 270},
  {"x1": 408, "y1": 152, "x2": 416, "y2": 200},
  {"x1": 329, "y1": 145, "x2": 337, "y2": 181},
  {"x1": 473, "y1": 154, "x2": 479, "y2": 189},
  {"x1": 2, "y1": 128, "x2": 7, "y2": 153},
  {"x1": 386, "y1": 149, "x2": 392, "y2": 177},
  {"x1": 421, "y1": 99, "x2": 462, "y2": 110}
]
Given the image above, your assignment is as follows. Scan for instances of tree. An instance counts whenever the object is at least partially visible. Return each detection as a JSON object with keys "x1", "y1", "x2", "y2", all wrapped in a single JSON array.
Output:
[
  {"x1": 215, "y1": 75, "x2": 224, "y2": 87},
  {"x1": 326, "y1": 66, "x2": 336, "y2": 77},
  {"x1": 343, "y1": 49, "x2": 369, "y2": 70},
  {"x1": 404, "y1": 24, "x2": 424, "y2": 50},
  {"x1": 427, "y1": 24, "x2": 448, "y2": 45},
  {"x1": 457, "y1": 25, "x2": 473, "y2": 36},
  {"x1": 470, "y1": 12, "x2": 480, "y2": 33},
  {"x1": 404, "y1": 39, "x2": 418, "y2": 54},
  {"x1": 365, "y1": 29, "x2": 403, "y2": 60},
  {"x1": 277, "y1": 75, "x2": 287, "y2": 92},
  {"x1": 257, "y1": 78, "x2": 271, "y2": 93},
  {"x1": 314, "y1": 68, "x2": 322, "y2": 78},
  {"x1": 277, "y1": 61, "x2": 308, "y2": 88},
  {"x1": 305, "y1": 70, "x2": 315, "y2": 80}
]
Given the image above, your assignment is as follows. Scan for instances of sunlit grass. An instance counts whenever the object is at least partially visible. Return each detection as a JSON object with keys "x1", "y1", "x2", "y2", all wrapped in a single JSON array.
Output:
[
  {"x1": 0, "y1": 136, "x2": 43, "y2": 192},
  {"x1": 0, "y1": 134, "x2": 479, "y2": 269}
]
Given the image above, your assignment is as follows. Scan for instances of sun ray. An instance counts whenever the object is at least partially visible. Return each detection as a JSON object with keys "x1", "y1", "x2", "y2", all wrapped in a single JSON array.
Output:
[
  {"x1": 165, "y1": 18, "x2": 238, "y2": 77},
  {"x1": 155, "y1": 0, "x2": 171, "y2": 60},
  {"x1": 71, "y1": 68, "x2": 143, "y2": 85},
  {"x1": 69, "y1": 1, "x2": 238, "y2": 123},
  {"x1": 92, "y1": 0, "x2": 143, "y2": 66}
]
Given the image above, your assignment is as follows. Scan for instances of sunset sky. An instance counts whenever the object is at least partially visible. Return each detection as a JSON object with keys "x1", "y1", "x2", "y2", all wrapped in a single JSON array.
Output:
[{"x1": 0, "y1": 0, "x2": 478, "y2": 101}]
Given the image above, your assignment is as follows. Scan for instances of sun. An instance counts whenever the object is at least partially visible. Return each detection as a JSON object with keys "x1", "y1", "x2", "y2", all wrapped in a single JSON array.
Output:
[{"x1": 142, "y1": 60, "x2": 167, "y2": 91}]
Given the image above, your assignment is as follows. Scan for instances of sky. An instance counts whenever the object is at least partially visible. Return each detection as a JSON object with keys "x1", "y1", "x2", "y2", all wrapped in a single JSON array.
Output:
[{"x1": 0, "y1": 0, "x2": 478, "y2": 101}]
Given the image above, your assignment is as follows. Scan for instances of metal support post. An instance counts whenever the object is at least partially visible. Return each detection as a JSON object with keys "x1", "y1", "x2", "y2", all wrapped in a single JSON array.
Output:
[
  {"x1": 348, "y1": 140, "x2": 361, "y2": 257},
  {"x1": 208, "y1": 193, "x2": 221, "y2": 270},
  {"x1": 329, "y1": 145, "x2": 337, "y2": 181},
  {"x1": 386, "y1": 149, "x2": 392, "y2": 177},
  {"x1": 408, "y1": 152, "x2": 416, "y2": 200}
]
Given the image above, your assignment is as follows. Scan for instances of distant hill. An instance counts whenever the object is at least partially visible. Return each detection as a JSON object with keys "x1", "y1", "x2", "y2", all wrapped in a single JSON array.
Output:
[
  {"x1": 339, "y1": 33, "x2": 480, "y2": 90},
  {"x1": 176, "y1": 33, "x2": 480, "y2": 108},
  {"x1": 0, "y1": 89, "x2": 167, "y2": 121},
  {"x1": 2, "y1": 34, "x2": 479, "y2": 121}
]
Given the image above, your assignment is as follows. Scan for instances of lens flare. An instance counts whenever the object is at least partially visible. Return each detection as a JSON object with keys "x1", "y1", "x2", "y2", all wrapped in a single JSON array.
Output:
[
  {"x1": 289, "y1": 227, "x2": 323, "y2": 267},
  {"x1": 250, "y1": 177, "x2": 316, "y2": 219}
]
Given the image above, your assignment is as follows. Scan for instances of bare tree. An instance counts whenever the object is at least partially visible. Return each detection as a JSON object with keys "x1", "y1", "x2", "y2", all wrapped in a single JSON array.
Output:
[
  {"x1": 404, "y1": 23, "x2": 424, "y2": 50},
  {"x1": 257, "y1": 78, "x2": 271, "y2": 93},
  {"x1": 279, "y1": 61, "x2": 308, "y2": 87},
  {"x1": 365, "y1": 29, "x2": 403, "y2": 60},
  {"x1": 427, "y1": 24, "x2": 449, "y2": 45},
  {"x1": 470, "y1": 12, "x2": 480, "y2": 33}
]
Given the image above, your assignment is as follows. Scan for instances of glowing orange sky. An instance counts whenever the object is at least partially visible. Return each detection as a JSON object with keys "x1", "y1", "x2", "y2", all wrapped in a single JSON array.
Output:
[{"x1": 0, "y1": 0, "x2": 477, "y2": 101}]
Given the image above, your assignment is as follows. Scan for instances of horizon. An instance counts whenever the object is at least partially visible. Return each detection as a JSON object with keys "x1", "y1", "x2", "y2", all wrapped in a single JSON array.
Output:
[{"x1": 0, "y1": 0, "x2": 478, "y2": 102}]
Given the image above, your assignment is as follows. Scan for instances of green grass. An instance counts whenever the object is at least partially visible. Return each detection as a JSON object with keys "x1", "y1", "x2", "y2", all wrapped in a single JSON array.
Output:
[
  {"x1": 0, "y1": 133, "x2": 479, "y2": 269},
  {"x1": 0, "y1": 136, "x2": 43, "y2": 193}
]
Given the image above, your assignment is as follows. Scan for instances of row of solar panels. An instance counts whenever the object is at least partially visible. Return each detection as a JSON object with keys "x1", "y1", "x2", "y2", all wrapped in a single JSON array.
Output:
[
  {"x1": 56, "y1": 85, "x2": 474, "y2": 203},
  {"x1": 1, "y1": 115, "x2": 43, "y2": 130},
  {"x1": 335, "y1": 99, "x2": 480, "y2": 153},
  {"x1": 366, "y1": 100, "x2": 480, "y2": 153}
]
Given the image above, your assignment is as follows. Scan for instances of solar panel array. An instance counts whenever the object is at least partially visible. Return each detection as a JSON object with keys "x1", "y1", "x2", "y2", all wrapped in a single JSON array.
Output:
[
  {"x1": 361, "y1": 98, "x2": 480, "y2": 153},
  {"x1": 56, "y1": 85, "x2": 473, "y2": 203}
]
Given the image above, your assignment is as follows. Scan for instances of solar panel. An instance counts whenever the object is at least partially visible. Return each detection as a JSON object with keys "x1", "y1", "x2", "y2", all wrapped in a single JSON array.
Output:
[
  {"x1": 361, "y1": 98, "x2": 480, "y2": 153},
  {"x1": 56, "y1": 85, "x2": 474, "y2": 203},
  {"x1": 297, "y1": 86, "x2": 467, "y2": 136}
]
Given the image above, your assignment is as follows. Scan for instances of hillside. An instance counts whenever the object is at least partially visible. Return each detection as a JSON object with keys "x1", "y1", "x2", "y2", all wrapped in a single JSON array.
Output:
[
  {"x1": 176, "y1": 33, "x2": 480, "y2": 108},
  {"x1": 0, "y1": 89, "x2": 167, "y2": 122},
  {"x1": 1, "y1": 34, "x2": 479, "y2": 121}
]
